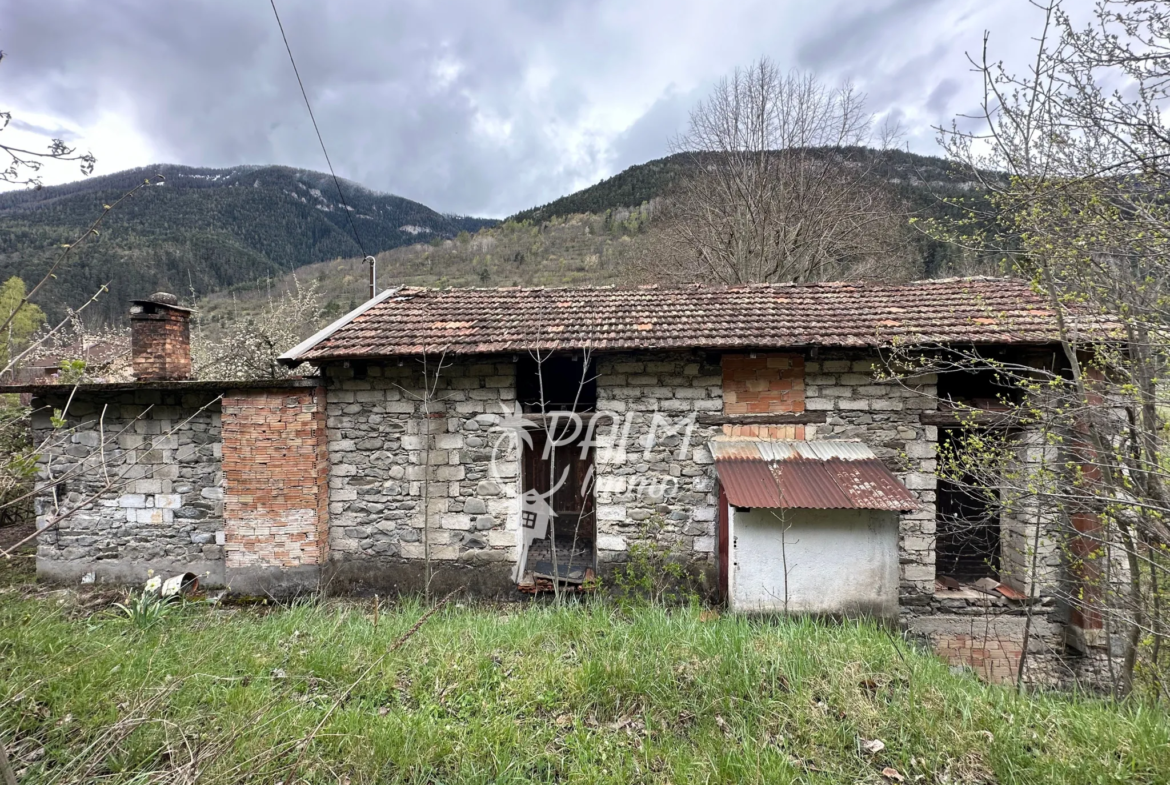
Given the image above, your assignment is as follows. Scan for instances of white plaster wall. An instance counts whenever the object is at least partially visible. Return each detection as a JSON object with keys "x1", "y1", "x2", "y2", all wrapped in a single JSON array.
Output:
[{"x1": 730, "y1": 507, "x2": 900, "y2": 619}]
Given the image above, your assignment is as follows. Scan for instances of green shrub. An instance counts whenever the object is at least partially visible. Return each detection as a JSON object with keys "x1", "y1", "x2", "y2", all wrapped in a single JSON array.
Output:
[{"x1": 612, "y1": 516, "x2": 703, "y2": 606}]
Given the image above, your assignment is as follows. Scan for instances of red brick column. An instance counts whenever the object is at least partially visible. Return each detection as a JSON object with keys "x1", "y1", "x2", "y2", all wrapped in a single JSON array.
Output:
[
  {"x1": 722, "y1": 353, "x2": 806, "y2": 438},
  {"x1": 221, "y1": 386, "x2": 329, "y2": 590},
  {"x1": 130, "y1": 303, "x2": 192, "y2": 380}
]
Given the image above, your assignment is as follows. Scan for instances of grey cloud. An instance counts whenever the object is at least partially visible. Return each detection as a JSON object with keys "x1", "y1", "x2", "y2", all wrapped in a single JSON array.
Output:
[
  {"x1": 796, "y1": 0, "x2": 937, "y2": 71},
  {"x1": 9, "y1": 117, "x2": 73, "y2": 139},
  {"x1": 608, "y1": 86, "x2": 697, "y2": 173},
  {"x1": 926, "y1": 78, "x2": 961, "y2": 116},
  {"x1": 2, "y1": 0, "x2": 607, "y2": 215},
  {"x1": 1, "y1": 0, "x2": 1090, "y2": 217}
]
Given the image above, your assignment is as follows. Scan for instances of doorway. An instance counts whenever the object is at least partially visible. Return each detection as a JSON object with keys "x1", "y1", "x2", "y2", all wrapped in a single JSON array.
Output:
[
  {"x1": 936, "y1": 428, "x2": 1001, "y2": 581},
  {"x1": 515, "y1": 353, "x2": 597, "y2": 586}
]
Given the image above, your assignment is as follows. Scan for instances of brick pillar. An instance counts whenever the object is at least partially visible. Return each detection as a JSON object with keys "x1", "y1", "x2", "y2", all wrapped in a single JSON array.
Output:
[
  {"x1": 721, "y1": 353, "x2": 806, "y2": 438},
  {"x1": 130, "y1": 292, "x2": 192, "y2": 381},
  {"x1": 221, "y1": 386, "x2": 329, "y2": 594}
]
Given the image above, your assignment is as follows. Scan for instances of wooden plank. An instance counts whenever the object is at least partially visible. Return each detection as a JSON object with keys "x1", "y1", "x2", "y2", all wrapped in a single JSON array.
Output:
[
  {"x1": 696, "y1": 412, "x2": 827, "y2": 426},
  {"x1": 920, "y1": 410, "x2": 1021, "y2": 428}
]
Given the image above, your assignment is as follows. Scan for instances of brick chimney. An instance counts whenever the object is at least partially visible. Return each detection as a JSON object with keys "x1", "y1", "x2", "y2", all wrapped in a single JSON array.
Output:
[{"x1": 130, "y1": 292, "x2": 193, "y2": 381}]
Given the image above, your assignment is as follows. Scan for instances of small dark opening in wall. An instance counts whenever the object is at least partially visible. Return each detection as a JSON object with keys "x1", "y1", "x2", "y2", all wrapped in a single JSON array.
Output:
[
  {"x1": 351, "y1": 362, "x2": 368, "y2": 380},
  {"x1": 516, "y1": 354, "x2": 596, "y2": 412},
  {"x1": 937, "y1": 364, "x2": 1022, "y2": 409},
  {"x1": 936, "y1": 428, "x2": 1001, "y2": 581},
  {"x1": 931, "y1": 350, "x2": 1024, "y2": 411}
]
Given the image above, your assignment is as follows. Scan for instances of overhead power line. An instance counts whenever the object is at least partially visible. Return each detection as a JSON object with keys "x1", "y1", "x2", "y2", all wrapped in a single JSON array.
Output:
[{"x1": 269, "y1": 0, "x2": 370, "y2": 261}]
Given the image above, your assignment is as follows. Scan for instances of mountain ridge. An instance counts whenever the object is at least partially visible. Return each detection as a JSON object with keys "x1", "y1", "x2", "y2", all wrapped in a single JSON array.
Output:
[
  {"x1": 0, "y1": 163, "x2": 496, "y2": 323},
  {"x1": 1, "y1": 147, "x2": 988, "y2": 327},
  {"x1": 509, "y1": 147, "x2": 983, "y2": 224}
]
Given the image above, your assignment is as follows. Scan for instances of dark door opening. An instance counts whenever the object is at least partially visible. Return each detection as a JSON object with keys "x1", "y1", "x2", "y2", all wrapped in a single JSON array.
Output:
[
  {"x1": 522, "y1": 427, "x2": 595, "y2": 582},
  {"x1": 516, "y1": 353, "x2": 597, "y2": 587},
  {"x1": 936, "y1": 428, "x2": 1001, "y2": 581}
]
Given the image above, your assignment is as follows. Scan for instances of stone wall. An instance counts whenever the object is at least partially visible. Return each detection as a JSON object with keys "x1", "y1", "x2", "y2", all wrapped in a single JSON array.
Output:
[
  {"x1": 313, "y1": 350, "x2": 941, "y2": 599},
  {"x1": 221, "y1": 386, "x2": 329, "y2": 594},
  {"x1": 592, "y1": 351, "x2": 723, "y2": 583},
  {"x1": 31, "y1": 389, "x2": 224, "y2": 585},
  {"x1": 802, "y1": 352, "x2": 940, "y2": 599},
  {"x1": 322, "y1": 360, "x2": 520, "y2": 595},
  {"x1": 998, "y1": 429, "x2": 1064, "y2": 596}
]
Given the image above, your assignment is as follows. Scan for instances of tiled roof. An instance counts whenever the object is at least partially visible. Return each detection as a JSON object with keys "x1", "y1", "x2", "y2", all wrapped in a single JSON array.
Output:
[
  {"x1": 711, "y1": 439, "x2": 919, "y2": 511},
  {"x1": 282, "y1": 277, "x2": 1073, "y2": 362}
]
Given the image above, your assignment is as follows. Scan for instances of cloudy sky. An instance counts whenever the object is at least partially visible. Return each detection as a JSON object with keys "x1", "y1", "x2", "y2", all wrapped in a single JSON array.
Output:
[{"x1": 2, "y1": 0, "x2": 1089, "y2": 217}]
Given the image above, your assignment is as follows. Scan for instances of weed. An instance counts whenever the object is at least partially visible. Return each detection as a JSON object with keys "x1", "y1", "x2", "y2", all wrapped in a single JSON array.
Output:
[
  {"x1": 612, "y1": 516, "x2": 703, "y2": 605},
  {"x1": 111, "y1": 589, "x2": 176, "y2": 630}
]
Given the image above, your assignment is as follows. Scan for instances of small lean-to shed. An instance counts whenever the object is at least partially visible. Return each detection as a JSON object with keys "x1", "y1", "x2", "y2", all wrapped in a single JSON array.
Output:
[{"x1": 713, "y1": 440, "x2": 918, "y2": 619}]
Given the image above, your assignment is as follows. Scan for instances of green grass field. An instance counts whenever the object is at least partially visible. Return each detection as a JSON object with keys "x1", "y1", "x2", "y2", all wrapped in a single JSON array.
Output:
[{"x1": 0, "y1": 572, "x2": 1167, "y2": 784}]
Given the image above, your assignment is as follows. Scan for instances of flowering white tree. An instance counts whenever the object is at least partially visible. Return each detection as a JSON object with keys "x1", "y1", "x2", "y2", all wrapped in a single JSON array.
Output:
[{"x1": 191, "y1": 278, "x2": 324, "y2": 381}]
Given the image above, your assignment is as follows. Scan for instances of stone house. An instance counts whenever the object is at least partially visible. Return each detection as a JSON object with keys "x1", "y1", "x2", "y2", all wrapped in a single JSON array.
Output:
[{"x1": 4, "y1": 279, "x2": 1107, "y2": 683}]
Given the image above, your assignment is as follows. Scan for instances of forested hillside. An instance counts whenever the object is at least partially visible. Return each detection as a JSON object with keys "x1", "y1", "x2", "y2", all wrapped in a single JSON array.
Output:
[
  {"x1": 510, "y1": 148, "x2": 980, "y2": 223},
  {"x1": 0, "y1": 164, "x2": 495, "y2": 323},
  {"x1": 0, "y1": 147, "x2": 994, "y2": 327},
  {"x1": 197, "y1": 208, "x2": 651, "y2": 327},
  {"x1": 511, "y1": 147, "x2": 992, "y2": 278}
]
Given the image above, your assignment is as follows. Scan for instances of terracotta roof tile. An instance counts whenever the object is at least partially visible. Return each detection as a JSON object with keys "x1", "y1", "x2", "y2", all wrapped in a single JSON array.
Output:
[{"x1": 285, "y1": 277, "x2": 1077, "y2": 361}]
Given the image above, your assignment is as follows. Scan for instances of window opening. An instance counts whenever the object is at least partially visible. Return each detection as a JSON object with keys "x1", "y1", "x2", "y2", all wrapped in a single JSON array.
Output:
[{"x1": 516, "y1": 354, "x2": 596, "y2": 412}]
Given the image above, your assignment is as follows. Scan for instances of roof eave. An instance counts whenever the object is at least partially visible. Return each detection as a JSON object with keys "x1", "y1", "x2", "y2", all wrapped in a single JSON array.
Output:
[
  {"x1": 278, "y1": 287, "x2": 402, "y2": 367},
  {"x1": 295, "y1": 336, "x2": 1068, "y2": 364}
]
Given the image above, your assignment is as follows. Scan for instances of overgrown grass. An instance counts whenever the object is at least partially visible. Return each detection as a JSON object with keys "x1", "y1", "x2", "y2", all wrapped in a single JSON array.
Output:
[{"x1": 0, "y1": 585, "x2": 1167, "y2": 784}]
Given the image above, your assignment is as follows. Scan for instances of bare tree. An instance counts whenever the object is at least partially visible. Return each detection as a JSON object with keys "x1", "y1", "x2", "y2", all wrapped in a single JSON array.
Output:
[
  {"x1": 635, "y1": 59, "x2": 916, "y2": 285},
  {"x1": 913, "y1": 0, "x2": 1170, "y2": 697}
]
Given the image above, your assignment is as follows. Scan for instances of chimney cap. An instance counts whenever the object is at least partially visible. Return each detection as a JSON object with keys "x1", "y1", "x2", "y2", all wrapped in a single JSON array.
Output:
[
  {"x1": 129, "y1": 291, "x2": 194, "y2": 314},
  {"x1": 148, "y1": 291, "x2": 179, "y2": 305}
]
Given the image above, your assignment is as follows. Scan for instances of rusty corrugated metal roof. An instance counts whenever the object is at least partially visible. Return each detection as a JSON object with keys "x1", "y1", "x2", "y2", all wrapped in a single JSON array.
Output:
[
  {"x1": 712, "y1": 439, "x2": 919, "y2": 512},
  {"x1": 280, "y1": 277, "x2": 1098, "y2": 363},
  {"x1": 822, "y1": 459, "x2": 920, "y2": 511},
  {"x1": 713, "y1": 458, "x2": 782, "y2": 508},
  {"x1": 772, "y1": 459, "x2": 856, "y2": 508}
]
